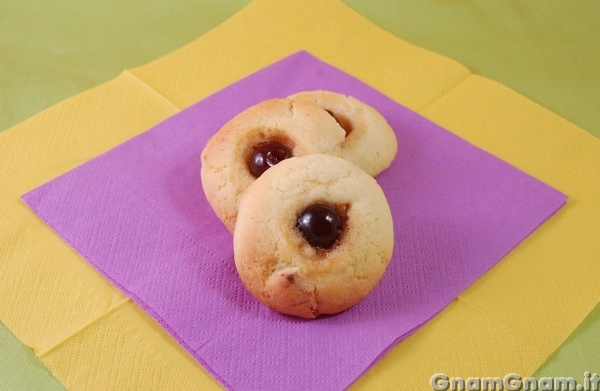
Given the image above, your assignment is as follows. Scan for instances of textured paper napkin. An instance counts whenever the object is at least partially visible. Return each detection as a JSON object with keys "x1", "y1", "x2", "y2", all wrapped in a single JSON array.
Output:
[
  {"x1": 2, "y1": 0, "x2": 600, "y2": 390},
  {"x1": 22, "y1": 52, "x2": 567, "y2": 391}
]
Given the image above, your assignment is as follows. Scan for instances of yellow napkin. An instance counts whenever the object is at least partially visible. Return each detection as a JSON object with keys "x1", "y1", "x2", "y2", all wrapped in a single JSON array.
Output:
[{"x1": 1, "y1": 0, "x2": 598, "y2": 390}]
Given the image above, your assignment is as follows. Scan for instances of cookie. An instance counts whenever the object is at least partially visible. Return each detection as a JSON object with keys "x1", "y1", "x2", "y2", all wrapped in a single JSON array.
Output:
[
  {"x1": 288, "y1": 90, "x2": 398, "y2": 176},
  {"x1": 200, "y1": 98, "x2": 345, "y2": 232},
  {"x1": 234, "y1": 154, "x2": 394, "y2": 318}
]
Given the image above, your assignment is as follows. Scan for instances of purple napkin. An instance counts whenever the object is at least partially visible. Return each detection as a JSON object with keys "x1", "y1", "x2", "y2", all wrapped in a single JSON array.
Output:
[{"x1": 23, "y1": 51, "x2": 567, "y2": 391}]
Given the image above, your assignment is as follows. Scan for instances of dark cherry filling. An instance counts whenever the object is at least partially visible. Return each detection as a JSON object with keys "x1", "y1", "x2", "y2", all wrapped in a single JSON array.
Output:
[
  {"x1": 248, "y1": 140, "x2": 292, "y2": 178},
  {"x1": 296, "y1": 204, "x2": 343, "y2": 249}
]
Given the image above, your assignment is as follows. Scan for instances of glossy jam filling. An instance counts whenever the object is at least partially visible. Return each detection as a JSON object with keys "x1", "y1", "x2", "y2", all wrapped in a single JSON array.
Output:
[
  {"x1": 248, "y1": 140, "x2": 292, "y2": 178},
  {"x1": 296, "y1": 203, "x2": 343, "y2": 249}
]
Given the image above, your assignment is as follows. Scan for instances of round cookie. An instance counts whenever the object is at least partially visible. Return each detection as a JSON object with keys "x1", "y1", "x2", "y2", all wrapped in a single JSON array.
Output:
[
  {"x1": 234, "y1": 154, "x2": 394, "y2": 318},
  {"x1": 200, "y1": 98, "x2": 345, "y2": 232},
  {"x1": 288, "y1": 90, "x2": 398, "y2": 177}
]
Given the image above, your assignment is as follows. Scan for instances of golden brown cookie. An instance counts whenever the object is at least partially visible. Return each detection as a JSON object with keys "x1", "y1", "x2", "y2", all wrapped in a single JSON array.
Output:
[
  {"x1": 200, "y1": 98, "x2": 345, "y2": 232},
  {"x1": 234, "y1": 154, "x2": 394, "y2": 318},
  {"x1": 288, "y1": 90, "x2": 398, "y2": 176}
]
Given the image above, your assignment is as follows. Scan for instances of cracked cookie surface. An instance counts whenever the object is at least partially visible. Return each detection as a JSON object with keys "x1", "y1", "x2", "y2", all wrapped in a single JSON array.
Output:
[
  {"x1": 288, "y1": 90, "x2": 398, "y2": 177},
  {"x1": 233, "y1": 154, "x2": 394, "y2": 318}
]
